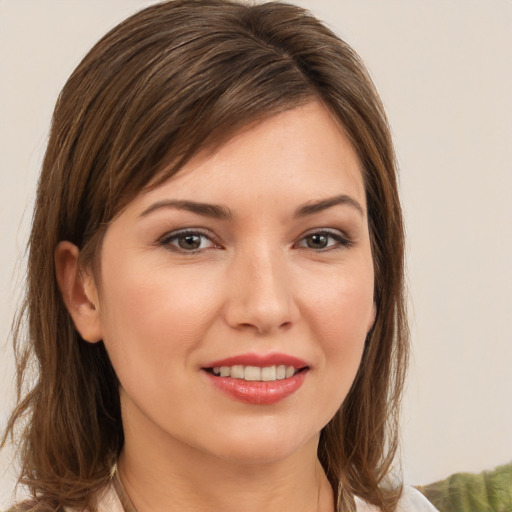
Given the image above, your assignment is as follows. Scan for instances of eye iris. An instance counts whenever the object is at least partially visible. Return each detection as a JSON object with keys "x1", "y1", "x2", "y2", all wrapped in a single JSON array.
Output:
[
  {"x1": 307, "y1": 234, "x2": 328, "y2": 249},
  {"x1": 178, "y1": 234, "x2": 201, "y2": 250}
]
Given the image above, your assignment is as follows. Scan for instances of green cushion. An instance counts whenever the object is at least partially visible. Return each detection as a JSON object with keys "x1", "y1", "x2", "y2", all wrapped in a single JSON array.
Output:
[{"x1": 416, "y1": 462, "x2": 512, "y2": 512}]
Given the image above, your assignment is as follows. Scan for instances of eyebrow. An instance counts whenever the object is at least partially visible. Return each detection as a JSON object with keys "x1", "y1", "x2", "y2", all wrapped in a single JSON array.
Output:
[
  {"x1": 139, "y1": 199, "x2": 232, "y2": 220},
  {"x1": 139, "y1": 194, "x2": 364, "y2": 220},
  {"x1": 294, "y1": 194, "x2": 365, "y2": 218}
]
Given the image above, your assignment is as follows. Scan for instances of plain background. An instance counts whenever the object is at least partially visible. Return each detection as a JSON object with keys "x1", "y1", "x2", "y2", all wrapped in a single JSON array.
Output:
[{"x1": 1, "y1": 0, "x2": 511, "y2": 508}]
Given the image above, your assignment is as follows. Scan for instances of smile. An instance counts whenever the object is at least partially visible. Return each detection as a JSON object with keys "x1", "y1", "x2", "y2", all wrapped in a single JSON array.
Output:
[
  {"x1": 202, "y1": 353, "x2": 309, "y2": 405},
  {"x1": 210, "y1": 365, "x2": 298, "y2": 381}
]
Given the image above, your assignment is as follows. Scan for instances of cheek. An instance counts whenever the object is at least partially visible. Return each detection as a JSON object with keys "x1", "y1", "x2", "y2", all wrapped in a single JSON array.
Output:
[
  {"x1": 300, "y1": 261, "x2": 374, "y2": 405},
  {"x1": 96, "y1": 257, "x2": 220, "y2": 373},
  {"x1": 304, "y1": 259, "x2": 374, "y2": 344}
]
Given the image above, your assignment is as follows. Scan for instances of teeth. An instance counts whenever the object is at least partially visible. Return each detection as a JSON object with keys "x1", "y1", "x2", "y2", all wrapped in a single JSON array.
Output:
[
  {"x1": 231, "y1": 365, "x2": 244, "y2": 379},
  {"x1": 244, "y1": 366, "x2": 261, "y2": 381},
  {"x1": 261, "y1": 366, "x2": 276, "y2": 381},
  {"x1": 211, "y1": 365, "x2": 298, "y2": 381}
]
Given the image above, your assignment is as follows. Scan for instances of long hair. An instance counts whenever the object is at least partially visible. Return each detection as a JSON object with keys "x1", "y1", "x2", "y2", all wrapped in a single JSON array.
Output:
[{"x1": 2, "y1": 1, "x2": 408, "y2": 511}]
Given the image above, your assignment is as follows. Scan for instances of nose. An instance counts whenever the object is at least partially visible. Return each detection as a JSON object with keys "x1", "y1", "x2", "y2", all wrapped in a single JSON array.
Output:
[{"x1": 223, "y1": 245, "x2": 299, "y2": 335}]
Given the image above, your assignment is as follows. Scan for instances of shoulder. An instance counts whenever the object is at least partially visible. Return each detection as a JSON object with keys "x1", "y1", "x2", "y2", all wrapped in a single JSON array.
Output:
[
  {"x1": 5, "y1": 503, "x2": 64, "y2": 512},
  {"x1": 5, "y1": 501, "x2": 64, "y2": 512},
  {"x1": 355, "y1": 486, "x2": 439, "y2": 512},
  {"x1": 8, "y1": 486, "x2": 123, "y2": 512},
  {"x1": 61, "y1": 485, "x2": 124, "y2": 512},
  {"x1": 396, "y1": 486, "x2": 439, "y2": 511}
]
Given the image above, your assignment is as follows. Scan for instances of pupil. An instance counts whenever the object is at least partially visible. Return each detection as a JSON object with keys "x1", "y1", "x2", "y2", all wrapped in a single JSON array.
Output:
[
  {"x1": 179, "y1": 234, "x2": 201, "y2": 250},
  {"x1": 308, "y1": 234, "x2": 327, "y2": 248}
]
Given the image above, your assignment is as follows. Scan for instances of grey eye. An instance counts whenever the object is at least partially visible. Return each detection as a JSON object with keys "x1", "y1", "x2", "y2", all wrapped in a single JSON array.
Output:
[
  {"x1": 160, "y1": 230, "x2": 216, "y2": 253},
  {"x1": 296, "y1": 230, "x2": 352, "y2": 251},
  {"x1": 305, "y1": 233, "x2": 329, "y2": 249},
  {"x1": 177, "y1": 234, "x2": 202, "y2": 250}
]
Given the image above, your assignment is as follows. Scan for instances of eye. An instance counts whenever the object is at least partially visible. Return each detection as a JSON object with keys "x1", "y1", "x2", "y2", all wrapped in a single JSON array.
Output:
[
  {"x1": 295, "y1": 230, "x2": 352, "y2": 251},
  {"x1": 158, "y1": 229, "x2": 218, "y2": 253}
]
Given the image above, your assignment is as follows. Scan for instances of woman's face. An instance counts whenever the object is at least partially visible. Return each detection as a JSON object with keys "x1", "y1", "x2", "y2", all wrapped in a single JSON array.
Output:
[{"x1": 87, "y1": 101, "x2": 375, "y2": 464}]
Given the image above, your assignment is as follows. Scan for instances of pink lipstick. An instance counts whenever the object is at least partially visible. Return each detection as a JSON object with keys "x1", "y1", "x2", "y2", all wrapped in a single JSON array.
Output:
[{"x1": 202, "y1": 352, "x2": 309, "y2": 405}]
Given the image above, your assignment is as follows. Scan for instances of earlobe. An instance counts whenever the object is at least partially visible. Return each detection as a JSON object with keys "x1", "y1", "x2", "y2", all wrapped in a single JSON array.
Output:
[{"x1": 55, "y1": 241, "x2": 103, "y2": 343}]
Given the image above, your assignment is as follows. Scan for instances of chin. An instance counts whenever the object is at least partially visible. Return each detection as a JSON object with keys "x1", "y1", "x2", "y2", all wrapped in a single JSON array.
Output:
[{"x1": 201, "y1": 424, "x2": 320, "y2": 466}]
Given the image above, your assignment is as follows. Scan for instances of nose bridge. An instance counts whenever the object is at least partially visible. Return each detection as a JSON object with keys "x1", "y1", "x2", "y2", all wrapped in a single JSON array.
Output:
[{"x1": 225, "y1": 240, "x2": 297, "y2": 333}]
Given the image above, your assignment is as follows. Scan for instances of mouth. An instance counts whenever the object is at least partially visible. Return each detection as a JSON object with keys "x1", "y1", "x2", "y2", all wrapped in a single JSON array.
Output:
[
  {"x1": 203, "y1": 365, "x2": 308, "y2": 382},
  {"x1": 201, "y1": 354, "x2": 310, "y2": 405}
]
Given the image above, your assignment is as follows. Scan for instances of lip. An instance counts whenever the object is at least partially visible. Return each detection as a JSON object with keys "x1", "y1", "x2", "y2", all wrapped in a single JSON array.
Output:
[
  {"x1": 203, "y1": 352, "x2": 309, "y2": 369},
  {"x1": 203, "y1": 371, "x2": 307, "y2": 405},
  {"x1": 201, "y1": 352, "x2": 309, "y2": 405}
]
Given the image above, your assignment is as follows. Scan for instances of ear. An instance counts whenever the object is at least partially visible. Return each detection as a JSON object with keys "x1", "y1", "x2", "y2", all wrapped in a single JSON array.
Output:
[{"x1": 55, "y1": 241, "x2": 103, "y2": 343}]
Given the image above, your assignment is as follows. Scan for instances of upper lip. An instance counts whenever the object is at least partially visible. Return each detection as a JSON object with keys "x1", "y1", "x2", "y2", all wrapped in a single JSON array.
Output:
[{"x1": 203, "y1": 352, "x2": 309, "y2": 369}]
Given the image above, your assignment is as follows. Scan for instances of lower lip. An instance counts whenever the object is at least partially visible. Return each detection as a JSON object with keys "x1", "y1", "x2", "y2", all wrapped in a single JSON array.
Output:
[{"x1": 204, "y1": 371, "x2": 307, "y2": 405}]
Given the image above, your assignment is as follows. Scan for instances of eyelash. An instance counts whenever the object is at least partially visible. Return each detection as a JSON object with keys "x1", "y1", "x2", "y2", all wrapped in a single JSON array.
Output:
[
  {"x1": 158, "y1": 228, "x2": 219, "y2": 254},
  {"x1": 296, "y1": 229, "x2": 353, "y2": 251},
  {"x1": 157, "y1": 228, "x2": 353, "y2": 254}
]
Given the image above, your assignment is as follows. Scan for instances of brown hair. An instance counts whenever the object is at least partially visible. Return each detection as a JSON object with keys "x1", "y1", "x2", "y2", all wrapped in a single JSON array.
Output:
[{"x1": 2, "y1": 1, "x2": 408, "y2": 511}]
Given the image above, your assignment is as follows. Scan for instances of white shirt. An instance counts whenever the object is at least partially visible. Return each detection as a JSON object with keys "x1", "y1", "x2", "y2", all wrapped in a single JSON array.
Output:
[
  {"x1": 84, "y1": 481, "x2": 439, "y2": 512},
  {"x1": 355, "y1": 486, "x2": 439, "y2": 511}
]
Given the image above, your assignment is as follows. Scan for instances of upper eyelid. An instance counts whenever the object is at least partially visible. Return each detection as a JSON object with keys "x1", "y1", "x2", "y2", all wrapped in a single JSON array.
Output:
[
  {"x1": 156, "y1": 227, "x2": 352, "y2": 248},
  {"x1": 159, "y1": 227, "x2": 214, "y2": 240},
  {"x1": 294, "y1": 228, "x2": 354, "y2": 251},
  {"x1": 157, "y1": 228, "x2": 220, "y2": 250},
  {"x1": 297, "y1": 227, "x2": 351, "y2": 241}
]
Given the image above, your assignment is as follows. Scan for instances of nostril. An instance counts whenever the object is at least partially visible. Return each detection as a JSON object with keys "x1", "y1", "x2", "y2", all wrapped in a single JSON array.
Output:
[{"x1": 236, "y1": 320, "x2": 293, "y2": 335}]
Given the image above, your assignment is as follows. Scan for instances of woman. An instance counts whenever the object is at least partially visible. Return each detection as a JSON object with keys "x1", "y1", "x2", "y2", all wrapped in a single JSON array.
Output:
[{"x1": 2, "y1": 1, "x2": 436, "y2": 511}]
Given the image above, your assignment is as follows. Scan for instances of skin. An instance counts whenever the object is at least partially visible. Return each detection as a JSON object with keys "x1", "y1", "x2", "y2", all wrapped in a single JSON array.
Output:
[{"x1": 56, "y1": 100, "x2": 375, "y2": 512}]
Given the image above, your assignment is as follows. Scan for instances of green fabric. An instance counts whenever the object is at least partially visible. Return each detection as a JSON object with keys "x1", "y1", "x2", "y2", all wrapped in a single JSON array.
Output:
[{"x1": 417, "y1": 462, "x2": 512, "y2": 512}]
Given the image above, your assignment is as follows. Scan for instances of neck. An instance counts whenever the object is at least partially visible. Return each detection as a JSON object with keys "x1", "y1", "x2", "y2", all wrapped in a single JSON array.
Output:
[{"x1": 117, "y1": 405, "x2": 334, "y2": 512}]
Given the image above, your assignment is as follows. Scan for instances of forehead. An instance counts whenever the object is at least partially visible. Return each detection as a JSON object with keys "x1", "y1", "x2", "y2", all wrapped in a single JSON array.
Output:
[{"x1": 130, "y1": 101, "x2": 366, "y2": 217}]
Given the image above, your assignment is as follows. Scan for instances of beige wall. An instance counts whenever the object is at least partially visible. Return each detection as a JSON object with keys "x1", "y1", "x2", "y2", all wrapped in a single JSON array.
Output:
[{"x1": 1, "y1": 0, "x2": 511, "y2": 507}]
